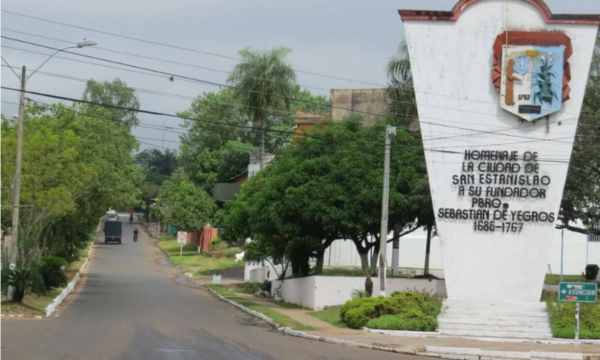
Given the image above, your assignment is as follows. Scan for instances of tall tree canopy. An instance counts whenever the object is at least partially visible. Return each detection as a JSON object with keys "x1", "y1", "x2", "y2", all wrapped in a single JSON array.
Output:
[
  {"x1": 227, "y1": 46, "x2": 297, "y2": 169},
  {"x1": 558, "y1": 33, "x2": 600, "y2": 235},
  {"x1": 82, "y1": 78, "x2": 140, "y2": 127},
  {"x1": 216, "y1": 117, "x2": 427, "y2": 276},
  {"x1": 1, "y1": 102, "x2": 142, "y2": 256}
]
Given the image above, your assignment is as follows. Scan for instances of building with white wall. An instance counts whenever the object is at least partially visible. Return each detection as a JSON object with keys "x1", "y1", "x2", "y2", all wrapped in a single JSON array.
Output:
[{"x1": 323, "y1": 226, "x2": 599, "y2": 277}]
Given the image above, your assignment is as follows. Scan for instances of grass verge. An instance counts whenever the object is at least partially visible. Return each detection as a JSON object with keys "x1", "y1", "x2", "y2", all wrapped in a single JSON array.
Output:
[
  {"x1": 308, "y1": 307, "x2": 347, "y2": 328},
  {"x1": 157, "y1": 239, "x2": 238, "y2": 273},
  {"x1": 207, "y1": 285, "x2": 315, "y2": 331},
  {"x1": 544, "y1": 291, "x2": 600, "y2": 339},
  {"x1": 544, "y1": 274, "x2": 586, "y2": 285},
  {"x1": 1, "y1": 242, "x2": 93, "y2": 317}
]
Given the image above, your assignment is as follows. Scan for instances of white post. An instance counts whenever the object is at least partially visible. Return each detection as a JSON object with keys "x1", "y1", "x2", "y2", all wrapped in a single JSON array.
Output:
[
  {"x1": 575, "y1": 302, "x2": 580, "y2": 347},
  {"x1": 392, "y1": 224, "x2": 400, "y2": 276},
  {"x1": 560, "y1": 228, "x2": 564, "y2": 282},
  {"x1": 180, "y1": 244, "x2": 183, "y2": 257},
  {"x1": 379, "y1": 125, "x2": 396, "y2": 297}
]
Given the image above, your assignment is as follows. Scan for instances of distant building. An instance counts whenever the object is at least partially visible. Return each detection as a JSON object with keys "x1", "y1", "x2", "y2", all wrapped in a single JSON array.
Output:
[
  {"x1": 293, "y1": 109, "x2": 328, "y2": 139},
  {"x1": 212, "y1": 151, "x2": 275, "y2": 202},
  {"x1": 330, "y1": 88, "x2": 390, "y2": 127}
]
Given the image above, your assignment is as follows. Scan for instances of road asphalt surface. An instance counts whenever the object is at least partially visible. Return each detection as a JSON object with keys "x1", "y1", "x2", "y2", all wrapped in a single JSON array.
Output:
[{"x1": 2, "y1": 219, "x2": 417, "y2": 360}]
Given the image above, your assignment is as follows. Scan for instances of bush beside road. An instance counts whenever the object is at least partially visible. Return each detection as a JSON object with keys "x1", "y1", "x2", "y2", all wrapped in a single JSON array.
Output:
[
  {"x1": 1, "y1": 241, "x2": 94, "y2": 317},
  {"x1": 156, "y1": 238, "x2": 241, "y2": 276}
]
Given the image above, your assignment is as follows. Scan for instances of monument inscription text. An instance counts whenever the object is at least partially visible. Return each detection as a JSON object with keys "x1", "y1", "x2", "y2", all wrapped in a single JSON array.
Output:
[{"x1": 437, "y1": 150, "x2": 555, "y2": 234}]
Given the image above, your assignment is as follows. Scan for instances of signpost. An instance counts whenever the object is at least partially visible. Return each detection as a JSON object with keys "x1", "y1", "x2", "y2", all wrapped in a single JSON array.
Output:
[
  {"x1": 177, "y1": 231, "x2": 187, "y2": 257},
  {"x1": 559, "y1": 282, "x2": 598, "y2": 346}
]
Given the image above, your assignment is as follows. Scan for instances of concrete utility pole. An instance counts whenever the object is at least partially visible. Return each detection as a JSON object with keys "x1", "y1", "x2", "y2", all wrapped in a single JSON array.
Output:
[
  {"x1": 8, "y1": 66, "x2": 27, "y2": 266},
  {"x1": 1, "y1": 40, "x2": 97, "y2": 300},
  {"x1": 379, "y1": 125, "x2": 396, "y2": 297}
]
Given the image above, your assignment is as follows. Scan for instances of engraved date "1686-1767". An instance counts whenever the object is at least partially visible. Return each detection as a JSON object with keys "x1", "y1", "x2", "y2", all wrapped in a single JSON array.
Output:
[{"x1": 474, "y1": 220, "x2": 524, "y2": 233}]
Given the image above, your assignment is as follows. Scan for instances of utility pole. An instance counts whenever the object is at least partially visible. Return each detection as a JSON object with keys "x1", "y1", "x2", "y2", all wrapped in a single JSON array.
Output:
[
  {"x1": 379, "y1": 125, "x2": 396, "y2": 297},
  {"x1": 7, "y1": 66, "x2": 27, "y2": 265}
]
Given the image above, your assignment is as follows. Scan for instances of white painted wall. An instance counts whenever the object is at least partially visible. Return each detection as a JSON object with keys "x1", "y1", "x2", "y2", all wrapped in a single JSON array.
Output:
[
  {"x1": 403, "y1": 0, "x2": 598, "y2": 302},
  {"x1": 323, "y1": 229, "x2": 598, "y2": 277},
  {"x1": 272, "y1": 276, "x2": 446, "y2": 310}
]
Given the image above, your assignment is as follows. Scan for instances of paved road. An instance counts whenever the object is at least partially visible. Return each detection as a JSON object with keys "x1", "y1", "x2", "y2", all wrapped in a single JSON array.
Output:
[{"x1": 2, "y1": 220, "x2": 415, "y2": 360}]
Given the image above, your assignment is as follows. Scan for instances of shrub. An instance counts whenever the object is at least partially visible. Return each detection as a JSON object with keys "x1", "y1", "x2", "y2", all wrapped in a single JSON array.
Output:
[
  {"x1": 39, "y1": 257, "x2": 68, "y2": 291},
  {"x1": 340, "y1": 296, "x2": 398, "y2": 329},
  {"x1": 221, "y1": 247, "x2": 242, "y2": 258},
  {"x1": 2, "y1": 264, "x2": 45, "y2": 302},
  {"x1": 352, "y1": 289, "x2": 370, "y2": 298},
  {"x1": 211, "y1": 240, "x2": 228, "y2": 252},
  {"x1": 366, "y1": 314, "x2": 437, "y2": 332},
  {"x1": 344, "y1": 308, "x2": 371, "y2": 329},
  {"x1": 210, "y1": 252, "x2": 223, "y2": 259},
  {"x1": 339, "y1": 290, "x2": 445, "y2": 330},
  {"x1": 41, "y1": 256, "x2": 68, "y2": 269},
  {"x1": 238, "y1": 282, "x2": 262, "y2": 294}
]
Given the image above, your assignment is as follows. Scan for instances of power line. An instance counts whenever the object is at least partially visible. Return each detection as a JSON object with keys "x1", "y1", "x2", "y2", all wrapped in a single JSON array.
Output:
[
  {"x1": 2, "y1": 85, "x2": 588, "y2": 155},
  {"x1": 5, "y1": 25, "x2": 600, "y2": 125},
  {"x1": 2, "y1": 41, "x2": 586, "y2": 147},
  {"x1": 4, "y1": 38, "x2": 594, "y2": 136},
  {"x1": 3, "y1": 96, "x2": 582, "y2": 164},
  {"x1": 1, "y1": 86, "x2": 297, "y2": 136},
  {"x1": 1, "y1": 9, "x2": 384, "y2": 87},
  {"x1": 1, "y1": 27, "x2": 332, "y2": 94},
  {"x1": 1, "y1": 99, "x2": 189, "y2": 135}
]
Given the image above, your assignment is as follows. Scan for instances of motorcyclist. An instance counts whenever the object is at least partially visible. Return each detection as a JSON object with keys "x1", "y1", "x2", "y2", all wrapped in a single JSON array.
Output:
[
  {"x1": 133, "y1": 227, "x2": 139, "y2": 241},
  {"x1": 129, "y1": 213, "x2": 134, "y2": 223}
]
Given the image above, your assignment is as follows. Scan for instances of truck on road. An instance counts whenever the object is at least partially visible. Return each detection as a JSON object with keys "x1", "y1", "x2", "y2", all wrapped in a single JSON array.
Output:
[{"x1": 104, "y1": 220, "x2": 122, "y2": 244}]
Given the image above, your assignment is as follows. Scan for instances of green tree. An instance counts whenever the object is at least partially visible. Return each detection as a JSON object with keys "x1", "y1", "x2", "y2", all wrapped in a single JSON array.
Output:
[
  {"x1": 386, "y1": 42, "x2": 418, "y2": 129},
  {"x1": 558, "y1": 33, "x2": 600, "y2": 235},
  {"x1": 227, "y1": 47, "x2": 297, "y2": 170},
  {"x1": 1, "y1": 102, "x2": 142, "y2": 260},
  {"x1": 82, "y1": 78, "x2": 140, "y2": 127},
  {"x1": 291, "y1": 85, "x2": 330, "y2": 116},
  {"x1": 217, "y1": 117, "x2": 426, "y2": 276},
  {"x1": 166, "y1": 181, "x2": 216, "y2": 233}
]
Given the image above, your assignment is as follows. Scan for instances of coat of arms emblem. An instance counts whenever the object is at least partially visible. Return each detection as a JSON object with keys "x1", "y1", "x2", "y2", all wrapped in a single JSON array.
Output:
[{"x1": 492, "y1": 32, "x2": 573, "y2": 121}]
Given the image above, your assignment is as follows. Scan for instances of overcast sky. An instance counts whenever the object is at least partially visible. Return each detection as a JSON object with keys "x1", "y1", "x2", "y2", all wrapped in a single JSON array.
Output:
[{"x1": 2, "y1": 0, "x2": 599, "y2": 152}]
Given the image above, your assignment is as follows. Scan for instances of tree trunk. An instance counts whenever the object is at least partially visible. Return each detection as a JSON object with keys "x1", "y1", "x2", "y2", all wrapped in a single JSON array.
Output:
[
  {"x1": 314, "y1": 250, "x2": 325, "y2": 275},
  {"x1": 351, "y1": 238, "x2": 370, "y2": 273},
  {"x1": 392, "y1": 224, "x2": 401, "y2": 276},
  {"x1": 369, "y1": 240, "x2": 379, "y2": 276},
  {"x1": 424, "y1": 224, "x2": 433, "y2": 276},
  {"x1": 259, "y1": 121, "x2": 266, "y2": 170},
  {"x1": 291, "y1": 259, "x2": 300, "y2": 276}
]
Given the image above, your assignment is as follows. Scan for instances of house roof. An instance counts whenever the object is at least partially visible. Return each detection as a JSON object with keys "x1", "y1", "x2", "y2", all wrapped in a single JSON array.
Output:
[{"x1": 228, "y1": 170, "x2": 248, "y2": 183}]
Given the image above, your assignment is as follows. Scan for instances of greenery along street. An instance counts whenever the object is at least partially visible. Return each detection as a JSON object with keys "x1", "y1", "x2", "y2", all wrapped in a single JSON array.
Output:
[
  {"x1": 1, "y1": 78, "x2": 144, "y2": 308},
  {"x1": 156, "y1": 236, "x2": 241, "y2": 275}
]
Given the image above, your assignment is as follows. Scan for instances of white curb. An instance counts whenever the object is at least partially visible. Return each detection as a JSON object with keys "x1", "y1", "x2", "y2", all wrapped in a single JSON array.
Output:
[
  {"x1": 202, "y1": 285, "x2": 417, "y2": 355},
  {"x1": 44, "y1": 221, "x2": 99, "y2": 318},
  {"x1": 203, "y1": 287, "x2": 600, "y2": 360},
  {"x1": 364, "y1": 328, "x2": 600, "y2": 345}
]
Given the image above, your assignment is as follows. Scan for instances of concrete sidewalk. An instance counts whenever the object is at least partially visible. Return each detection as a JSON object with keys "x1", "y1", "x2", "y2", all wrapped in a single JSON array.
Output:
[{"x1": 204, "y1": 287, "x2": 600, "y2": 358}]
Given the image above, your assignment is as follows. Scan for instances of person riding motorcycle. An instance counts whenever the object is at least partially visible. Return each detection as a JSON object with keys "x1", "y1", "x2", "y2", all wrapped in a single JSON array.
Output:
[
  {"x1": 133, "y1": 227, "x2": 139, "y2": 242},
  {"x1": 129, "y1": 213, "x2": 134, "y2": 223}
]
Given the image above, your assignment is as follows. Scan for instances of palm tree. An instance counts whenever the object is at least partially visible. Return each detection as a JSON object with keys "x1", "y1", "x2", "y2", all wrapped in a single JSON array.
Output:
[
  {"x1": 386, "y1": 42, "x2": 418, "y2": 128},
  {"x1": 227, "y1": 47, "x2": 297, "y2": 169}
]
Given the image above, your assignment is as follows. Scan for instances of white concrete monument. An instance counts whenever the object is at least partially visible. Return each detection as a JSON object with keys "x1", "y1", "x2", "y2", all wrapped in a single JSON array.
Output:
[{"x1": 399, "y1": 0, "x2": 599, "y2": 338}]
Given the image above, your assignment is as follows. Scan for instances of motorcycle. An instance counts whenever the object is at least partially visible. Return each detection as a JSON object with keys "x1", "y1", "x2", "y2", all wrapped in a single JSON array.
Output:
[
  {"x1": 129, "y1": 215, "x2": 133, "y2": 223},
  {"x1": 133, "y1": 231, "x2": 138, "y2": 242}
]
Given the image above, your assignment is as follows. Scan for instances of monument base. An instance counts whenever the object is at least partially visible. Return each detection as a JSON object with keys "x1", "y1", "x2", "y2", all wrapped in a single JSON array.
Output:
[{"x1": 438, "y1": 300, "x2": 552, "y2": 339}]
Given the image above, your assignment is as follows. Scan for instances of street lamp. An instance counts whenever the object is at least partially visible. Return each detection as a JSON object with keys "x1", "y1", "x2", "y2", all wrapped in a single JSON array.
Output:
[
  {"x1": 2, "y1": 39, "x2": 97, "y2": 299},
  {"x1": 25, "y1": 39, "x2": 97, "y2": 80}
]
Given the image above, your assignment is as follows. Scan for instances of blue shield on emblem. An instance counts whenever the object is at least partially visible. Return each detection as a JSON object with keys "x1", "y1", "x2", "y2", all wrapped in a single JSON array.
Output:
[{"x1": 514, "y1": 56, "x2": 529, "y2": 75}]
